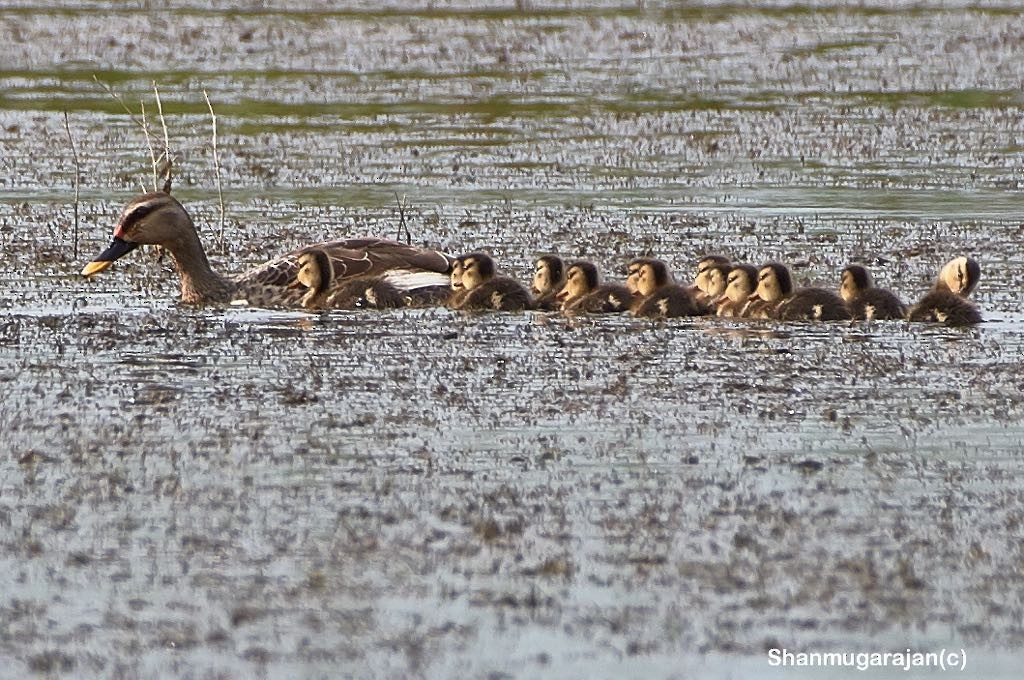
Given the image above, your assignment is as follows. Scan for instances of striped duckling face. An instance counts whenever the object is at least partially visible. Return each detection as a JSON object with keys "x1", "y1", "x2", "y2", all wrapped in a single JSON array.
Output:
[
  {"x1": 722, "y1": 264, "x2": 756, "y2": 304},
  {"x1": 694, "y1": 255, "x2": 730, "y2": 295},
  {"x1": 754, "y1": 263, "x2": 793, "y2": 303},
  {"x1": 703, "y1": 264, "x2": 730, "y2": 300},
  {"x1": 532, "y1": 256, "x2": 564, "y2": 297},
  {"x1": 557, "y1": 261, "x2": 599, "y2": 301},
  {"x1": 840, "y1": 265, "x2": 872, "y2": 303},
  {"x1": 296, "y1": 251, "x2": 330, "y2": 293},
  {"x1": 460, "y1": 253, "x2": 497, "y2": 292},
  {"x1": 449, "y1": 258, "x2": 466, "y2": 292},
  {"x1": 938, "y1": 256, "x2": 981, "y2": 297},
  {"x1": 626, "y1": 258, "x2": 670, "y2": 297}
]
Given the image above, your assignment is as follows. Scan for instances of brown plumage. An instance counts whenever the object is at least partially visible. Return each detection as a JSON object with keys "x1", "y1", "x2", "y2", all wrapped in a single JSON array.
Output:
[
  {"x1": 81, "y1": 192, "x2": 453, "y2": 308},
  {"x1": 907, "y1": 256, "x2": 982, "y2": 326},
  {"x1": 691, "y1": 254, "x2": 731, "y2": 307},
  {"x1": 451, "y1": 253, "x2": 533, "y2": 312},
  {"x1": 715, "y1": 263, "x2": 759, "y2": 317},
  {"x1": 557, "y1": 260, "x2": 632, "y2": 313},
  {"x1": 839, "y1": 264, "x2": 907, "y2": 321},
  {"x1": 627, "y1": 257, "x2": 705, "y2": 319},
  {"x1": 531, "y1": 255, "x2": 566, "y2": 311},
  {"x1": 295, "y1": 250, "x2": 406, "y2": 310},
  {"x1": 753, "y1": 262, "x2": 851, "y2": 321}
]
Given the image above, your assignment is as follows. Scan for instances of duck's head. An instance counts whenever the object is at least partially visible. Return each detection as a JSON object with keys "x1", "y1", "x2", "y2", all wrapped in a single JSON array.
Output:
[
  {"x1": 81, "y1": 192, "x2": 190, "y2": 276},
  {"x1": 460, "y1": 252, "x2": 496, "y2": 292},
  {"x1": 703, "y1": 263, "x2": 731, "y2": 299},
  {"x1": 557, "y1": 260, "x2": 599, "y2": 301},
  {"x1": 753, "y1": 262, "x2": 793, "y2": 303},
  {"x1": 693, "y1": 254, "x2": 730, "y2": 294},
  {"x1": 937, "y1": 256, "x2": 980, "y2": 297},
  {"x1": 627, "y1": 258, "x2": 672, "y2": 297},
  {"x1": 295, "y1": 250, "x2": 333, "y2": 295},
  {"x1": 720, "y1": 263, "x2": 757, "y2": 304},
  {"x1": 532, "y1": 255, "x2": 565, "y2": 296},
  {"x1": 840, "y1": 264, "x2": 873, "y2": 303}
]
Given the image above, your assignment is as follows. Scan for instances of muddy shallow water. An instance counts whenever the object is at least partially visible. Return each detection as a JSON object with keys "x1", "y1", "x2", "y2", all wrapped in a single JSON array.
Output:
[{"x1": 2, "y1": 2, "x2": 1024, "y2": 678}]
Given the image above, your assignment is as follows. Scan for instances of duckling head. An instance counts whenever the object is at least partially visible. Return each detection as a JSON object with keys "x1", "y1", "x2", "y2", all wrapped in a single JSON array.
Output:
[
  {"x1": 722, "y1": 263, "x2": 757, "y2": 304},
  {"x1": 627, "y1": 258, "x2": 671, "y2": 297},
  {"x1": 532, "y1": 255, "x2": 565, "y2": 296},
  {"x1": 557, "y1": 260, "x2": 600, "y2": 301},
  {"x1": 449, "y1": 258, "x2": 466, "y2": 291},
  {"x1": 295, "y1": 250, "x2": 333, "y2": 294},
  {"x1": 460, "y1": 252, "x2": 497, "y2": 291},
  {"x1": 840, "y1": 264, "x2": 873, "y2": 303},
  {"x1": 937, "y1": 256, "x2": 980, "y2": 297},
  {"x1": 693, "y1": 254, "x2": 730, "y2": 294},
  {"x1": 754, "y1": 262, "x2": 793, "y2": 303},
  {"x1": 704, "y1": 263, "x2": 731, "y2": 299}
]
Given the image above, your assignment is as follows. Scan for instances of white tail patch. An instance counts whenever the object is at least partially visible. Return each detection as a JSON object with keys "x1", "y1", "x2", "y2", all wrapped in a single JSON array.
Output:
[{"x1": 382, "y1": 269, "x2": 450, "y2": 291}]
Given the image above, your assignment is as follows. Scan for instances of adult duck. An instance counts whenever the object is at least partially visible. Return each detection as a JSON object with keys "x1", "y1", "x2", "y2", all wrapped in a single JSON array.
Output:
[{"x1": 81, "y1": 191, "x2": 454, "y2": 308}]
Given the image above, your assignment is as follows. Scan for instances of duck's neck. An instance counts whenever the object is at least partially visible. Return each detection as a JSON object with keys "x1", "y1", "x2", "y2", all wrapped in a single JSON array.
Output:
[{"x1": 164, "y1": 224, "x2": 236, "y2": 304}]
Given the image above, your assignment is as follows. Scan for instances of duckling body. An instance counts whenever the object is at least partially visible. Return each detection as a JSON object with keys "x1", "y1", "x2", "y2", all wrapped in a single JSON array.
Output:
[
  {"x1": 627, "y1": 258, "x2": 704, "y2": 319},
  {"x1": 531, "y1": 255, "x2": 566, "y2": 311},
  {"x1": 295, "y1": 250, "x2": 406, "y2": 310},
  {"x1": 907, "y1": 256, "x2": 982, "y2": 326},
  {"x1": 558, "y1": 260, "x2": 632, "y2": 313},
  {"x1": 716, "y1": 263, "x2": 759, "y2": 318},
  {"x1": 451, "y1": 252, "x2": 533, "y2": 312},
  {"x1": 839, "y1": 264, "x2": 907, "y2": 321},
  {"x1": 754, "y1": 262, "x2": 851, "y2": 321}
]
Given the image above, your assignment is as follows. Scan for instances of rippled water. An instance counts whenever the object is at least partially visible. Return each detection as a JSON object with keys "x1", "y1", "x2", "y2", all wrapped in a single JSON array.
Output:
[{"x1": 2, "y1": 2, "x2": 1024, "y2": 678}]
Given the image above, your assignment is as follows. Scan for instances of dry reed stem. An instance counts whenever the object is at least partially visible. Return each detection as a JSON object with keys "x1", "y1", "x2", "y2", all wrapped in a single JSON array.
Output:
[
  {"x1": 61, "y1": 111, "x2": 81, "y2": 259},
  {"x1": 202, "y1": 89, "x2": 226, "y2": 254}
]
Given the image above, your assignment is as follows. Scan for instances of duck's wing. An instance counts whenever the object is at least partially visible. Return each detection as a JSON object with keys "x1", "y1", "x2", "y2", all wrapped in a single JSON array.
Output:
[{"x1": 236, "y1": 238, "x2": 454, "y2": 289}]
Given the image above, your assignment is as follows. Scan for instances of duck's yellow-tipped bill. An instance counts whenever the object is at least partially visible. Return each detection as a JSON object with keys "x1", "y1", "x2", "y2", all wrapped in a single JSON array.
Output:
[
  {"x1": 81, "y1": 237, "x2": 139, "y2": 277},
  {"x1": 81, "y1": 260, "x2": 113, "y2": 277}
]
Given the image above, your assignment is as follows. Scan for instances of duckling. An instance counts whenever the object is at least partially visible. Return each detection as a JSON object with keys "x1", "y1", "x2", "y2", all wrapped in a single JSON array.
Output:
[
  {"x1": 294, "y1": 250, "x2": 405, "y2": 310},
  {"x1": 447, "y1": 257, "x2": 468, "y2": 308},
  {"x1": 691, "y1": 254, "x2": 731, "y2": 306},
  {"x1": 627, "y1": 257, "x2": 705, "y2": 319},
  {"x1": 839, "y1": 264, "x2": 907, "y2": 321},
  {"x1": 715, "y1": 263, "x2": 759, "y2": 317},
  {"x1": 531, "y1": 255, "x2": 565, "y2": 311},
  {"x1": 752, "y1": 262, "x2": 851, "y2": 321},
  {"x1": 454, "y1": 252, "x2": 533, "y2": 312},
  {"x1": 907, "y1": 256, "x2": 982, "y2": 326},
  {"x1": 557, "y1": 260, "x2": 633, "y2": 313}
]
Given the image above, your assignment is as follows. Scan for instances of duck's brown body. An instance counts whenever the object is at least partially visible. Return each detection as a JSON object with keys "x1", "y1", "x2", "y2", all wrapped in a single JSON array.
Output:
[{"x1": 82, "y1": 192, "x2": 453, "y2": 308}]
